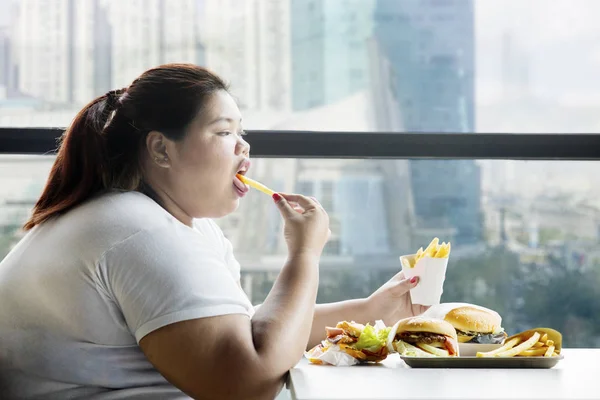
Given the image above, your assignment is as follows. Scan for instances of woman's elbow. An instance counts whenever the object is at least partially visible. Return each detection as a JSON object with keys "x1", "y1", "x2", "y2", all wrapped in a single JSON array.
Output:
[{"x1": 188, "y1": 358, "x2": 288, "y2": 400}]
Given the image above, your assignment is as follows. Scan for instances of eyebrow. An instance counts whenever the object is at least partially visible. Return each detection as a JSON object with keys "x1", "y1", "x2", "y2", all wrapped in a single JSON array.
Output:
[{"x1": 208, "y1": 117, "x2": 243, "y2": 125}]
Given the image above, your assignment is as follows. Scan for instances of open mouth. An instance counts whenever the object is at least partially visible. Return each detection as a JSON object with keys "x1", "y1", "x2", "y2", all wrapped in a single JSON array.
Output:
[{"x1": 233, "y1": 159, "x2": 251, "y2": 196}]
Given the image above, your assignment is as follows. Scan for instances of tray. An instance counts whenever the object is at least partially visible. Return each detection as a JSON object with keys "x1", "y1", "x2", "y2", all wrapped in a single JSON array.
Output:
[{"x1": 400, "y1": 354, "x2": 564, "y2": 369}]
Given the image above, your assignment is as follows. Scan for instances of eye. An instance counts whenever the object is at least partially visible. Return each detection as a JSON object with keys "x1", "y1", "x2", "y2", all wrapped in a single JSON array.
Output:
[
  {"x1": 217, "y1": 131, "x2": 232, "y2": 136},
  {"x1": 238, "y1": 130, "x2": 247, "y2": 136}
]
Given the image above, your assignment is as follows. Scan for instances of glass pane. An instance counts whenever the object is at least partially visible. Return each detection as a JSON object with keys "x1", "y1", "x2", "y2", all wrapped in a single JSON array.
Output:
[
  {"x1": 2, "y1": 155, "x2": 600, "y2": 348},
  {"x1": 1, "y1": 0, "x2": 599, "y2": 133}
]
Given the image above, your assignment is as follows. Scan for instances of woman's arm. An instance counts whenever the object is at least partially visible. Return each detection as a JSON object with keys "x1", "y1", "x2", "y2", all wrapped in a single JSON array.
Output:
[
  {"x1": 306, "y1": 299, "x2": 371, "y2": 349},
  {"x1": 306, "y1": 273, "x2": 426, "y2": 350},
  {"x1": 139, "y1": 194, "x2": 330, "y2": 400},
  {"x1": 140, "y1": 252, "x2": 320, "y2": 400}
]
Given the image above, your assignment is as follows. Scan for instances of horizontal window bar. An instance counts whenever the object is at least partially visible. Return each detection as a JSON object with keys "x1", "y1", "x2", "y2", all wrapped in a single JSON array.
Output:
[{"x1": 1, "y1": 128, "x2": 600, "y2": 160}]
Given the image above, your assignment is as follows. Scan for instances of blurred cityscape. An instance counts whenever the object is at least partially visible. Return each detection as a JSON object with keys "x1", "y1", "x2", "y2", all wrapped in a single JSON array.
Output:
[{"x1": 1, "y1": 0, "x2": 600, "y2": 347}]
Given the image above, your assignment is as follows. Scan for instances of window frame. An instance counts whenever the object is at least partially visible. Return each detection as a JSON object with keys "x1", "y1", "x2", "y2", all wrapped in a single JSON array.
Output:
[{"x1": 1, "y1": 128, "x2": 600, "y2": 160}]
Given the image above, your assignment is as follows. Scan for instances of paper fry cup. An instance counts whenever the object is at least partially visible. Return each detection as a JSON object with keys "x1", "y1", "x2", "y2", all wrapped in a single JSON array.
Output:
[{"x1": 400, "y1": 254, "x2": 448, "y2": 306}]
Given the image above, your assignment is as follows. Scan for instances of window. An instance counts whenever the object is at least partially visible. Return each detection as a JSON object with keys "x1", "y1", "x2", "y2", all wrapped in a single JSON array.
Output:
[
  {"x1": 2, "y1": 155, "x2": 599, "y2": 349},
  {"x1": 320, "y1": 181, "x2": 334, "y2": 212},
  {"x1": 1, "y1": 0, "x2": 598, "y2": 133},
  {"x1": 2, "y1": 0, "x2": 600, "y2": 366},
  {"x1": 296, "y1": 181, "x2": 314, "y2": 196}
]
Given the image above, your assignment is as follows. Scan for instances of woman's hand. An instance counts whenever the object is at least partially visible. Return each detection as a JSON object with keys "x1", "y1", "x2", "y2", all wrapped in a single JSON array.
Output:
[
  {"x1": 365, "y1": 271, "x2": 430, "y2": 326},
  {"x1": 273, "y1": 193, "x2": 331, "y2": 259}
]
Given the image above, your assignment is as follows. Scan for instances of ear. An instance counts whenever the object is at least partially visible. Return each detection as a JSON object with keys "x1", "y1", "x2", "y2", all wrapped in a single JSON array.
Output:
[{"x1": 146, "y1": 130, "x2": 171, "y2": 167}]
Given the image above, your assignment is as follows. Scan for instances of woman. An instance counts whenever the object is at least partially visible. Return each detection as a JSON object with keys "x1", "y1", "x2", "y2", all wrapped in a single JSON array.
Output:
[{"x1": 0, "y1": 64, "x2": 426, "y2": 399}]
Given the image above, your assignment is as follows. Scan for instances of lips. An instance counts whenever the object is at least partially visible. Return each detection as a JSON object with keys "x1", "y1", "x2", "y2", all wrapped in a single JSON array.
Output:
[
  {"x1": 237, "y1": 158, "x2": 251, "y2": 175},
  {"x1": 233, "y1": 175, "x2": 249, "y2": 195},
  {"x1": 233, "y1": 159, "x2": 250, "y2": 197}
]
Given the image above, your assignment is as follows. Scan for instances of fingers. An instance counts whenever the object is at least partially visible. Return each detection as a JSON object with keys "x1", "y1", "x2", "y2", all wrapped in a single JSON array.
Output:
[
  {"x1": 309, "y1": 196, "x2": 325, "y2": 211},
  {"x1": 289, "y1": 198, "x2": 324, "y2": 214},
  {"x1": 397, "y1": 275, "x2": 420, "y2": 292},
  {"x1": 272, "y1": 193, "x2": 296, "y2": 219},
  {"x1": 279, "y1": 193, "x2": 320, "y2": 211},
  {"x1": 390, "y1": 270, "x2": 406, "y2": 282},
  {"x1": 291, "y1": 202, "x2": 304, "y2": 214}
]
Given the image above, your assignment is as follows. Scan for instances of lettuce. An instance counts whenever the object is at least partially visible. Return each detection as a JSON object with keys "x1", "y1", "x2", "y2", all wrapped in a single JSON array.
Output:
[{"x1": 354, "y1": 324, "x2": 391, "y2": 353}]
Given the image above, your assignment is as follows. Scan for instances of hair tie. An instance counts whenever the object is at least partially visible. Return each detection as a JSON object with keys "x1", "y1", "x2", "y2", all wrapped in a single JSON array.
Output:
[{"x1": 105, "y1": 88, "x2": 126, "y2": 110}]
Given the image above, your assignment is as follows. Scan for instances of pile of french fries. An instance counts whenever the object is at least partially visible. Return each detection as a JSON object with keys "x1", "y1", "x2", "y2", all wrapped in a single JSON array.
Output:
[
  {"x1": 476, "y1": 331, "x2": 560, "y2": 358},
  {"x1": 403, "y1": 237, "x2": 451, "y2": 268}
]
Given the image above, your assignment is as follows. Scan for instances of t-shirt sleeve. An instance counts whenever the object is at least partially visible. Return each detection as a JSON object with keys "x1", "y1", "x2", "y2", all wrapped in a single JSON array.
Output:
[
  {"x1": 97, "y1": 226, "x2": 253, "y2": 343},
  {"x1": 222, "y1": 230, "x2": 242, "y2": 286}
]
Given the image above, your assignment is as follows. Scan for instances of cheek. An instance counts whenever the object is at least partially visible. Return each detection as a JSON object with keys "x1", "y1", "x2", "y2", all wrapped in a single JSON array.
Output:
[{"x1": 180, "y1": 143, "x2": 232, "y2": 185}]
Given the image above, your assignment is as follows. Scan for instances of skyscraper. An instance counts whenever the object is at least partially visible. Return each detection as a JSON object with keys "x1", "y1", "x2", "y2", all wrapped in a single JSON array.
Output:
[
  {"x1": 106, "y1": 0, "x2": 202, "y2": 88},
  {"x1": 374, "y1": 0, "x2": 482, "y2": 245},
  {"x1": 72, "y1": 0, "x2": 112, "y2": 104},
  {"x1": 290, "y1": 0, "x2": 375, "y2": 111},
  {"x1": 203, "y1": 0, "x2": 291, "y2": 111},
  {"x1": 14, "y1": 0, "x2": 75, "y2": 104},
  {"x1": 0, "y1": 27, "x2": 10, "y2": 96},
  {"x1": 13, "y1": 0, "x2": 112, "y2": 105}
]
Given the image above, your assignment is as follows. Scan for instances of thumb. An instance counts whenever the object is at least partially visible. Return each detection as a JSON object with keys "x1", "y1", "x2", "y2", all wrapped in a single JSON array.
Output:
[
  {"x1": 393, "y1": 275, "x2": 420, "y2": 295},
  {"x1": 273, "y1": 193, "x2": 295, "y2": 218}
]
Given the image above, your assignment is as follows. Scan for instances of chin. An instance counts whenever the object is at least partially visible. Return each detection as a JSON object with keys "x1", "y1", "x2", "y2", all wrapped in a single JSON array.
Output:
[{"x1": 211, "y1": 198, "x2": 240, "y2": 219}]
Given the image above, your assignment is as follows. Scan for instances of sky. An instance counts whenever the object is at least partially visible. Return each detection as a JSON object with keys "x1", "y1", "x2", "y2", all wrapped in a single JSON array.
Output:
[
  {"x1": 0, "y1": 1, "x2": 9, "y2": 27},
  {"x1": 475, "y1": 0, "x2": 600, "y2": 107}
]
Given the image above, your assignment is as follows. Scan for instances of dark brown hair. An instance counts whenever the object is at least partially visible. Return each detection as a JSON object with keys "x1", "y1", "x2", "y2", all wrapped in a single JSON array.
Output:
[{"x1": 24, "y1": 63, "x2": 229, "y2": 230}]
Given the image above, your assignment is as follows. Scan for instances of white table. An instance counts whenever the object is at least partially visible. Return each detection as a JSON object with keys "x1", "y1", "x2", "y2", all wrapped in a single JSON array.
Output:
[{"x1": 287, "y1": 349, "x2": 599, "y2": 400}]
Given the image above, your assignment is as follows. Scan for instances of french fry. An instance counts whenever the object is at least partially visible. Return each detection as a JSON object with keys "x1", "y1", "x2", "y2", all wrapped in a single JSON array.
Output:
[
  {"x1": 476, "y1": 337, "x2": 521, "y2": 357},
  {"x1": 236, "y1": 174, "x2": 275, "y2": 196},
  {"x1": 417, "y1": 343, "x2": 449, "y2": 357},
  {"x1": 423, "y1": 237, "x2": 440, "y2": 258},
  {"x1": 518, "y1": 348, "x2": 547, "y2": 357},
  {"x1": 495, "y1": 332, "x2": 540, "y2": 358},
  {"x1": 415, "y1": 247, "x2": 424, "y2": 261},
  {"x1": 434, "y1": 243, "x2": 447, "y2": 258},
  {"x1": 408, "y1": 238, "x2": 451, "y2": 268},
  {"x1": 506, "y1": 328, "x2": 562, "y2": 356},
  {"x1": 544, "y1": 345, "x2": 555, "y2": 357}
]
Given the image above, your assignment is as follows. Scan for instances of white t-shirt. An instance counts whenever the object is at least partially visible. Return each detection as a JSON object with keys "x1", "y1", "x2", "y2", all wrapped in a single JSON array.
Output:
[{"x1": 0, "y1": 191, "x2": 254, "y2": 399}]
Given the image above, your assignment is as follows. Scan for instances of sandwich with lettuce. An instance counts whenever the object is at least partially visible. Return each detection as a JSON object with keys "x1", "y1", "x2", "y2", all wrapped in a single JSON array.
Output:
[{"x1": 306, "y1": 321, "x2": 391, "y2": 365}]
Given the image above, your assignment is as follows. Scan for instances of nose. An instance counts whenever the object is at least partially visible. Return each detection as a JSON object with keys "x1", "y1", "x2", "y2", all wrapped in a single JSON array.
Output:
[{"x1": 236, "y1": 135, "x2": 250, "y2": 156}]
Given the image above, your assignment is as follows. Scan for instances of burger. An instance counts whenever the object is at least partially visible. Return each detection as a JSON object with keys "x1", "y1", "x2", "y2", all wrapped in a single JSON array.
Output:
[
  {"x1": 424, "y1": 303, "x2": 507, "y2": 344},
  {"x1": 306, "y1": 321, "x2": 390, "y2": 364},
  {"x1": 387, "y1": 316, "x2": 459, "y2": 357}
]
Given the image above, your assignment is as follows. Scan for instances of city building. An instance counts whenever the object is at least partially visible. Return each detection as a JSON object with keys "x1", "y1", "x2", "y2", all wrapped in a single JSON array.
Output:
[
  {"x1": 203, "y1": 0, "x2": 291, "y2": 112},
  {"x1": 106, "y1": 0, "x2": 202, "y2": 88},
  {"x1": 374, "y1": 0, "x2": 483, "y2": 245},
  {"x1": 290, "y1": 0, "x2": 375, "y2": 111}
]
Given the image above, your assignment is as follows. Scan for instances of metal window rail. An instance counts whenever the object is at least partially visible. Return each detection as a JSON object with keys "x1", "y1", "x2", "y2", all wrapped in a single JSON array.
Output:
[{"x1": 1, "y1": 128, "x2": 600, "y2": 160}]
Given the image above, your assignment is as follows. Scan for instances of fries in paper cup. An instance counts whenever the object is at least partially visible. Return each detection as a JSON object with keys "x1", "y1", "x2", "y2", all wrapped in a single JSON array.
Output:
[{"x1": 400, "y1": 237, "x2": 451, "y2": 306}]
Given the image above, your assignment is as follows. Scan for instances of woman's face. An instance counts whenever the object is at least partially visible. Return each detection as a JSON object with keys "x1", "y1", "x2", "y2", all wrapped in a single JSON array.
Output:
[{"x1": 149, "y1": 90, "x2": 251, "y2": 222}]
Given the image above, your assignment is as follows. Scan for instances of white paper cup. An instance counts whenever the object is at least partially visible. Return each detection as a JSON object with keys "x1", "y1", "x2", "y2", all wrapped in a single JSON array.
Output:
[{"x1": 400, "y1": 254, "x2": 449, "y2": 306}]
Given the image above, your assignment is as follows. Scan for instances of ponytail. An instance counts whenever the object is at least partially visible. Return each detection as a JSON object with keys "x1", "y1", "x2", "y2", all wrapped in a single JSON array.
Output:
[
  {"x1": 23, "y1": 64, "x2": 230, "y2": 231},
  {"x1": 23, "y1": 89, "x2": 125, "y2": 230}
]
